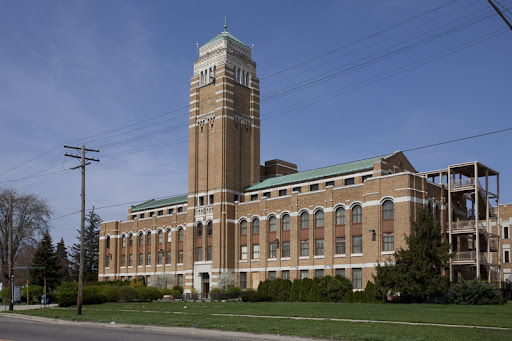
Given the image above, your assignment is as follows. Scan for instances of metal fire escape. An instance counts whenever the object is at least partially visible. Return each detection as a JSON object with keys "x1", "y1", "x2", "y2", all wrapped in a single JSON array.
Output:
[{"x1": 422, "y1": 162, "x2": 501, "y2": 285}]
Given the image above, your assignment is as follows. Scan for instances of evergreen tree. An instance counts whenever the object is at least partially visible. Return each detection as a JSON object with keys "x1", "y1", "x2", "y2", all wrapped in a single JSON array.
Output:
[
  {"x1": 373, "y1": 210, "x2": 451, "y2": 302},
  {"x1": 70, "y1": 209, "x2": 101, "y2": 283},
  {"x1": 30, "y1": 232, "x2": 61, "y2": 290},
  {"x1": 55, "y1": 238, "x2": 71, "y2": 282}
]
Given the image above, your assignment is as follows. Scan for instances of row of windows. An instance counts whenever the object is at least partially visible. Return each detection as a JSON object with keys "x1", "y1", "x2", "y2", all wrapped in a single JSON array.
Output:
[
  {"x1": 238, "y1": 268, "x2": 363, "y2": 289},
  {"x1": 248, "y1": 176, "x2": 372, "y2": 201},
  {"x1": 234, "y1": 67, "x2": 250, "y2": 86},
  {"x1": 108, "y1": 228, "x2": 188, "y2": 249},
  {"x1": 239, "y1": 234, "x2": 394, "y2": 260},
  {"x1": 239, "y1": 201, "x2": 394, "y2": 232},
  {"x1": 200, "y1": 66, "x2": 216, "y2": 86},
  {"x1": 131, "y1": 206, "x2": 184, "y2": 220},
  {"x1": 109, "y1": 249, "x2": 186, "y2": 268}
]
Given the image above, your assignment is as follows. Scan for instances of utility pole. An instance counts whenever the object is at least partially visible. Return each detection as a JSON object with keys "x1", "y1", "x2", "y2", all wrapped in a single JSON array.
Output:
[
  {"x1": 64, "y1": 144, "x2": 99, "y2": 315},
  {"x1": 487, "y1": 0, "x2": 512, "y2": 31},
  {"x1": 8, "y1": 195, "x2": 13, "y2": 311}
]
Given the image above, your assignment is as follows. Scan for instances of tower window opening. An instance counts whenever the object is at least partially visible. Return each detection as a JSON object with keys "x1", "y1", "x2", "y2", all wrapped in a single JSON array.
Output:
[
  {"x1": 201, "y1": 126, "x2": 203, "y2": 134},
  {"x1": 211, "y1": 123, "x2": 214, "y2": 131},
  {"x1": 246, "y1": 127, "x2": 248, "y2": 134},
  {"x1": 235, "y1": 123, "x2": 238, "y2": 131}
]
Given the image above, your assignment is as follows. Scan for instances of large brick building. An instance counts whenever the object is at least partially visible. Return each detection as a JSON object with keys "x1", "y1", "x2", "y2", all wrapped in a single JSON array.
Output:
[{"x1": 99, "y1": 25, "x2": 504, "y2": 294}]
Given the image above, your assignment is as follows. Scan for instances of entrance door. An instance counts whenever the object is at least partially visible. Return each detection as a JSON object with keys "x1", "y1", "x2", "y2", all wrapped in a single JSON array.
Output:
[{"x1": 202, "y1": 273, "x2": 210, "y2": 298}]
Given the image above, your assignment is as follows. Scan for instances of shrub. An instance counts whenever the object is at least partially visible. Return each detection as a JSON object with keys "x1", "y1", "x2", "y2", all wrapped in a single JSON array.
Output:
[
  {"x1": 172, "y1": 285, "x2": 184, "y2": 294},
  {"x1": 101, "y1": 285, "x2": 121, "y2": 302},
  {"x1": 241, "y1": 289, "x2": 272, "y2": 302},
  {"x1": 136, "y1": 286, "x2": 163, "y2": 301},
  {"x1": 56, "y1": 281, "x2": 78, "y2": 307},
  {"x1": 450, "y1": 279, "x2": 503, "y2": 305},
  {"x1": 226, "y1": 286, "x2": 242, "y2": 295},
  {"x1": 83, "y1": 285, "x2": 107, "y2": 305},
  {"x1": 289, "y1": 279, "x2": 301, "y2": 301},
  {"x1": 130, "y1": 277, "x2": 145, "y2": 288},
  {"x1": 21, "y1": 285, "x2": 44, "y2": 303},
  {"x1": 298, "y1": 278, "x2": 312, "y2": 302},
  {"x1": 169, "y1": 289, "x2": 182, "y2": 299},
  {"x1": 344, "y1": 290, "x2": 354, "y2": 303},
  {"x1": 323, "y1": 275, "x2": 353, "y2": 302},
  {"x1": 120, "y1": 286, "x2": 136, "y2": 301}
]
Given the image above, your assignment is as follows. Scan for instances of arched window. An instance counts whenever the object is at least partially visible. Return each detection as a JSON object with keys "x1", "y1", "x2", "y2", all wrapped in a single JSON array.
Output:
[
  {"x1": 382, "y1": 200, "x2": 394, "y2": 219},
  {"x1": 315, "y1": 210, "x2": 324, "y2": 227},
  {"x1": 436, "y1": 203, "x2": 441, "y2": 224},
  {"x1": 240, "y1": 220, "x2": 247, "y2": 235},
  {"x1": 213, "y1": 65, "x2": 216, "y2": 79},
  {"x1": 207, "y1": 221, "x2": 213, "y2": 236},
  {"x1": 209, "y1": 67, "x2": 212, "y2": 83},
  {"x1": 178, "y1": 228, "x2": 184, "y2": 241},
  {"x1": 200, "y1": 71, "x2": 204, "y2": 86},
  {"x1": 269, "y1": 216, "x2": 277, "y2": 232},
  {"x1": 138, "y1": 232, "x2": 143, "y2": 246},
  {"x1": 129, "y1": 234, "x2": 133, "y2": 246},
  {"x1": 352, "y1": 205, "x2": 362, "y2": 223},
  {"x1": 246, "y1": 72, "x2": 249, "y2": 86},
  {"x1": 197, "y1": 223, "x2": 203, "y2": 237},
  {"x1": 106, "y1": 236, "x2": 110, "y2": 249},
  {"x1": 428, "y1": 201, "x2": 433, "y2": 215},
  {"x1": 158, "y1": 230, "x2": 163, "y2": 243},
  {"x1": 166, "y1": 229, "x2": 172, "y2": 242},
  {"x1": 121, "y1": 235, "x2": 126, "y2": 247},
  {"x1": 242, "y1": 70, "x2": 245, "y2": 85},
  {"x1": 282, "y1": 214, "x2": 290, "y2": 231},
  {"x1": 146, "y1": 231, "x2": 152, "y2": 245},
  {"x1": 382, "y1": 200, "x2": 394, "y2": 251},
  {"x1": 336, "y1": 207, "x2": 345, "y2": 225},
  {"x1": 252, "y1": 218, "x2": 259, "y2": 234},
  {"x1": 300, "y1": 212, "x2": 309, "y2": 228}
]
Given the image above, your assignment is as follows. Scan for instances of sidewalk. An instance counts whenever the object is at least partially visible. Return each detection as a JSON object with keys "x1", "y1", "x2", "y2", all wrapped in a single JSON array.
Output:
[{"x1": 2, "y1": 303, "x2": 58, "y2": 311}]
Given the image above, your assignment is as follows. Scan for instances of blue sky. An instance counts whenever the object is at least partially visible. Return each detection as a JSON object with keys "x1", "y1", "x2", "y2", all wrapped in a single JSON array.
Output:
[{"x1": 1, "y1": 0, "x2": 511, "y2": 247}]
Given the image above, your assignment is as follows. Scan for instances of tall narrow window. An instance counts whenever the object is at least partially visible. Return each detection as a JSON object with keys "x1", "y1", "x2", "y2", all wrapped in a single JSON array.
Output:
[
  {"x1": 146, "y1": 253, "x2": 151, "y2": 266},
  {"x1": 122, "y1": 235, "x2": 126, "y2": 247},
  {"x1": 300, "y1": 212, "x2": 309, "y2": 229},
  {"x1": 301, "y1": 241, "x2": 309, "y2": 256},
  {"x1": 269, "y1": 242, "x2": 277, "y2": 258},
  {"x1": 139, "y1": 233, "x2": 143, "y2": 246},
  {"x1": 240, "y1": 220, "x2": 247, "y2": 235},
  {"x1": 252, "y1": 244, "x2": 260, "y2": 259},
  {"x1": 352, "y1": 268, "x2": 362, "y2": 289},
  {"x1": 178, "y1": 250, "x2": 184, "y2": 264},
  {"x1": 315, "y1": 239, "x2": 324, "y2": 256},
  {"x1": 207, "y1": 246, "x2": 213, "y2": 260},
  {"x1": 282, "y1": 241, "x2": 290, "y2": 257},
  {"x1": 269, "y1": 216, "x2": 277, "y2": 232},
  {"x1": 336, "y1": 237, "x2": 346, "y2": 254},
  {"x1": 352, "y1": 236, "x2": 362, "y2": 253},
  {"x1": 336, "y1": 207, "x2": 345, "y2": 225},
  {"x1": 352, "y1": 205, "x2": 362, "y2": 223},
  {"x1": 166, "y1": 251, "x2": 171, "y2": 264},
  {"x1": 315, "y1": 210, "x2": 324, "y2": 227},
  {"x1": 129, "y1": 235, "x2": 133, "y2": 246},
  {"x1": 208, "y1": 221, "x2": 213, "y2": 236},
  {"x1": 197, "y1": 247, "x2": 203, "y2": 261},
  {"x1": 178, "y1": 228, "x2": 184, "y2": 241},
  {"x1": 167, "y1": 230, "x2": 172, "y2": 242},
  {"x1": 252, "y1": 218, "x2": 260, "y2": 234},
  {"x1": 382, "y1": 200, "x2": 394, "y2": 251},
  {"x1": 147, "y1": 232, "x2": 152, "y2": 245},
  {"x1": 158, "y1": 230, "x2": 163, "y2": 244},
  {"x1": 282, "y1": 214, "x2": 290, "y2": 230},
  {"x1": 197, "y1": 223, "x2": 203, "y2": 237},
  {"x1": 241, "y1": 245, "x2": 247, "y2": 260},
  {"x1": 106, "y1": 236, "x2": 110, "y2": 249}
]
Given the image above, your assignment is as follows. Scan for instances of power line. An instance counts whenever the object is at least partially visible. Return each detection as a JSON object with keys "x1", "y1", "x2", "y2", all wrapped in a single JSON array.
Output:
[{"x1": 50, "y1": 124, "x2": 512, "y2": 223}]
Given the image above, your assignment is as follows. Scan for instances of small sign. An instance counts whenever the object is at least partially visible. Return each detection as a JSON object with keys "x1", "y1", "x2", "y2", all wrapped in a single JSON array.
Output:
[{"x1": 14, "y1": 286, "x2": 21, "y2": 302}]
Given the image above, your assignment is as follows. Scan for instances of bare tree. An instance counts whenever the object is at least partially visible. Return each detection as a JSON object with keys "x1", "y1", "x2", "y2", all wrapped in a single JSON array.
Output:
[{"x1": 0, "y1": 189, "x2": 51, "y2": 287}]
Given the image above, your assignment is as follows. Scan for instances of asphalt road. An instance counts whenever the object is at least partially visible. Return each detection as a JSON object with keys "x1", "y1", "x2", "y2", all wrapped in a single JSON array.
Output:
[{"x1": 0, "y1": 315, "x2": 304, "y2": 341}]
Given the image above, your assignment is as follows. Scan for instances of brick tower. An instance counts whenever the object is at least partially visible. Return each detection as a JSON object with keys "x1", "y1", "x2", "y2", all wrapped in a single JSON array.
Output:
[{"x1": 186, "y1": 20, "x2": 260, "y2": 292}]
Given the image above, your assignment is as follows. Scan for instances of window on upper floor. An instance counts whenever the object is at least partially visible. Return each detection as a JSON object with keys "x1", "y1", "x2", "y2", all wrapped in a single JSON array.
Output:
[
  {"x1": 362, "y1": 174, "x2": 372, "y2": 182},
  {"x1": 178, "y1": 228, "x2": 184, "y2": 241},
  {"x1": 122, "y1": 235, "x2": 126, "y2": 247},
  {"x1": 158, "y1": 210, "x2": 163, "y2": 216},
  {"x1": 282, "y1": 214, "x2": 290, "y2": 231},
  {"x1": 178, "y1": 207, "x2": 183, "y2": 213},
  {"x1": 345, "y1": 178, "x2": 355, "y2": 185},
  {"x1": 252, "y1": 218, "x2": 260, "y2": 234},
  {"x1": 240, "y1": 220, "x2": 247, "y2": 235},
  {"x1": 269, "y1": 216, "x2": 277, "y2": 232},
  {"x1": 197, "y1": 223, "x2": 203, "y2": 237},
  {"x1": 293, "y1": 186, "x2": 301, "y2": 193},
  {"x1": 504, "y1": 226, "x2": 509, "y2": 239},
  {"x1": 146, "y1": 232, "x2": 152, "y2": 245},
  {"x1": 251, "y1": 194, "x2": 258, "y2": 201},
  {"x1": 158, "y1": 230, "x2": 163, "y2": 244},
  {"x1": 301, "y1": 212, "x2": 309, "y2": 229},
  {"x1": 106, "y1": 236, "x2": 110, "y2": 249},
  {"x1": 352, "y1": 205, "x2": 362, "y2": 224},
  {"x1": 383, "y1": 200, "x2": 394, "y2": 219},
  {"x1": 208, "y1": 221, "x2": 213, "y2": 236},
  {"x1": 315, "y1": 210, "x2": 324, "y2": 227},
  {"x1": 336, "y1": 207, "x2": 346, "y2": 225},
  {"x1": 310, "y1": 184, "x2": 319, "y2": 191},
  {"x1": 326, "y1": 181, "x2": 335, "y2": 187},
  {"x1": 279, "y1": 189, "x2": 287, "y2": 196},
  {"x1": 263, "y1": 192, "x2": 271, "y2": 199}
]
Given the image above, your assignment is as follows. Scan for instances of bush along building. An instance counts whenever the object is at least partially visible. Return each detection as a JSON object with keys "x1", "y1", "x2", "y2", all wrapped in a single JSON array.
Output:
[{"x1": 99, "y1": 24, "x2": 504, "y2": 295}]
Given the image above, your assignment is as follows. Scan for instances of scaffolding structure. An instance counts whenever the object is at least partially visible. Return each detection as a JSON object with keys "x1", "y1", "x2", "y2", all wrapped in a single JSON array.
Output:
[{"x1": 422, "y1": 162, "x2": 501, "y2": 286}]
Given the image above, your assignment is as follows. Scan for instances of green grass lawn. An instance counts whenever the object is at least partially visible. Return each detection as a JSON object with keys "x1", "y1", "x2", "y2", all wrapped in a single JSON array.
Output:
[{"x1": 6, "y1": 301, "x2": 512, "y2": 341}]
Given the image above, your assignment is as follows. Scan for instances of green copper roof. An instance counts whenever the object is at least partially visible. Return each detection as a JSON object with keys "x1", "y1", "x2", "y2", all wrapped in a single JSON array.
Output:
[
  {"x1": 201, "y1": 31, "x2": 249, "y2": 48},
  {"x1": 131, "y1": 194, "x2": 188, "y2": 212},
  {"x1": 245, "y1": 156, "x2": 385, "y2": 192}
]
